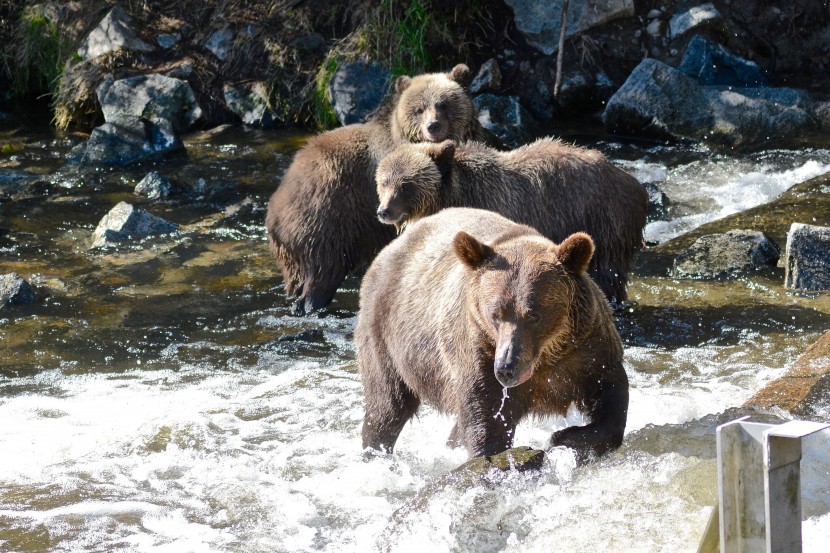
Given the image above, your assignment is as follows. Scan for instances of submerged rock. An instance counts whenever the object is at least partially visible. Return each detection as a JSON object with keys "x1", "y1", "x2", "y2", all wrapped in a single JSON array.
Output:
[
  {"x1": 603, "y1": 58, "x2": 818, "y2": 150},
  {"x1": 784, "y1": 223, "x2": 830, "y2": 291},
  {"x1": 673, "y1": 230, "x2": 779, "y2": 280},
  {"x1": 134, "y1": 171, "x2": 174, "y2": 200},
  {"x1": 0, "y1": 273, "x2": 36, "y2": 308},
  {"x1": 77, "y1": 5, "x2": 154, "y2": 61},
  {"x1": 90, "y1": 202, "x2": 178, "y2": 248},
  {"x1": 474, "y1": 94, "x2": 538, "y2": 148},
  {"x1": 80, "y1": 115, "x2": 185, "y2": 166},
  {"x1": 328, "y1": 62, "x2": 392, "y2": 126},
  {"x1": 744, "y1": 330, "x2": 830, "y2": 420}
]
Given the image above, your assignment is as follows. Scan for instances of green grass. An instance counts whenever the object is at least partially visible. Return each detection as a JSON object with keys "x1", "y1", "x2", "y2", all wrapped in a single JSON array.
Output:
[
  {"x1": 312, "y1": 53, "x2": 340, "y2": 129},
  {"x1": 11, "y1": 7, "x2": 68, "y2": 100}
]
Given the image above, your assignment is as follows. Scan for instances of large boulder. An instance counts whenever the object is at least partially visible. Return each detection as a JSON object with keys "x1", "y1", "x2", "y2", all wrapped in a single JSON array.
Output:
[
  {"x1": 97, "y1": 74, "x2": 203, "y2": 133},
  {"x1": 90, "y1": 202, "x2": 178, "y2": 249},
  {"x1": 504, "y1": 0, "x2": 634, "y2": 55},
  {"x1": 80, "y1": 115, "x2": 185, "y2": 166},
  {"x1": 327, "y1": 62, "x2": 391, "y2": 126},
  {"x1": 0, "y1": 273, "x2": 36, "y2": 308},
  {"x1": 474, "y1": 94, "x2": 538, "y2": 148},
  {"x1": 603, "y1": 58, "x2": 819, "y2": 149},
  {"x1": 672, "y1": 230, "x2": 779, "y2": 279},
  {"x1": 784, "y1": 223, "x2": 830, "y2": 291},
  {"x1": 744, "y1": 330, "x2": 830, "y2": 420},
  {"x1": 77, "y1": 6, "x2": 154, "y2": 61},
  {"x1": 678, "y1": 35, "x2": 767, "y2": 87}
]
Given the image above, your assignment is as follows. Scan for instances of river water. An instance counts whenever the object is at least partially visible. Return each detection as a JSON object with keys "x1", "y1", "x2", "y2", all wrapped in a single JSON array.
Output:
[{"x1": 1, "y1": 123, "x2": 830, "y2": 552}]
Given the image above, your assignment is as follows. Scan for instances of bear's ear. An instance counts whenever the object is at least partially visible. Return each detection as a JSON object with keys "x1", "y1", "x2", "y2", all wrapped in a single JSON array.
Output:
[
  {"x1": 424, "y1": 140, "x2": 456, "y2": 178},
  {"x1": 557, "y1": 232, "x2": 594, "y2": 274},
  {"x1": 453, "y1": 231, "x2": 495, "y2": 269},
  {"x1": 448, "y1": 64, "x2": 472, "y2": 88},
  {"x1": 395, "y1": 75, "x2": 412, "y2": 94}
]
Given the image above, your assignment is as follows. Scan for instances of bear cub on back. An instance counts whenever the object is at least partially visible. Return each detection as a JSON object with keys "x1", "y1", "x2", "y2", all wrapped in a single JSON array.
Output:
[
  {"x1": 265, "y1": 64, "x2": 496, "y2": 316},
  {"x1": 375, "y1": 138, "x2": 648, "y2": 304},
  {"x1": 356, "y1": 207, "x2": 629, "y2": 462}
]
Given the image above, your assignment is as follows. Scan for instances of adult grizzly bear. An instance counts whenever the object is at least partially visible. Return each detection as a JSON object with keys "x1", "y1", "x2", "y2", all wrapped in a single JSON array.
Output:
[
  {"x1": 356, "y1": 208, "x2": 629, "y2": 462},
  {"x1": 265, "y1": 64, "x2": 496, "y2": 316},
  {"x1": 374, "y1": 139, "x2": 648, "y2": 304}
]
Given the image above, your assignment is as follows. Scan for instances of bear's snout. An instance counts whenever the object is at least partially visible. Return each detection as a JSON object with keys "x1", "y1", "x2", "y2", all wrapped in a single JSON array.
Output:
[
  {"x1": 494, "y1": 332, "x2": 530, "y2": 388},
  {"x1": 376, "y1": 207, "x2": 392, "y2": 221}
]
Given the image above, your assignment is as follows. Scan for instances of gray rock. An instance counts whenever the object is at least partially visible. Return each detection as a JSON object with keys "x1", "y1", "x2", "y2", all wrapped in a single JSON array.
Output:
[
  {"x1": 646, "y1": 18, "x2": 663, "y2": 37},
  {"x1": 327, "y1": 62, "x2": 391, "y2": 126},
  {"x1": 603, "y1": 58, "x2": 818, "y2": 149},
  {"x1": 134, "y1": 171, "x2": 173, "y2": 200},
  {"x1": 205, "y1": 27, "x2": 233, "y2": 61},
  {"x1": 77, "y1": 6, "x2": 154, "y2": 61},
  {"x1": 474, "y1": 94, "x2": 538, "y2": 148},
  {"x1": 157, "y1": 33, "x2": 181, "y2": 49},
  {"x1": 669, "y1": 3, "x2": 723, "y2": 38},
  {"x1": 673, "y1": 229, "x2": 779, "y2": 279},
  {"x1": 678, "y1": 35, "x2": 767, "y2": 87},
  {"x1": 809, "y1": 101, "x2": 830, "y2": 130},
  {"x1": 80, "y1": 115, "x2": 185, "y2": 166},
  {"x1": 0, "y1": 169, "x2": 45, "y2": 200},
  {"x1": 470, "y1": 59, "x2": 502, "y2": 94},
  {"x1": 223, "y1": 82, "x2": 279, "y2": 128},
  {"x1": 0, "y1": 273, "x2": 36, "y2": 308},
  {"x1": 785, "y1": 223, "x2": 830, "y2": 291},
  {"x1": 505, "y1": 0, "x2": 635, "y2": 55},
  {"x1": 90, "y1": 202, "x2": 178, "y2": 249},
  {"x1": 97, "y1": 73, "x2": 203, "y2": 133}
]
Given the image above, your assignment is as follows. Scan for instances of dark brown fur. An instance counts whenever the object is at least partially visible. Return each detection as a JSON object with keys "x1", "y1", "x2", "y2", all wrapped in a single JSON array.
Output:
[
  {"x1": 265, "y1": 65, "x2": 496, "y2": 315},
  {"x1": 356, "y1": 208, "x2": 629, "y2": 462},
  {"x1": 375, "y1": 138, "x2": 649, "y2": 305}
]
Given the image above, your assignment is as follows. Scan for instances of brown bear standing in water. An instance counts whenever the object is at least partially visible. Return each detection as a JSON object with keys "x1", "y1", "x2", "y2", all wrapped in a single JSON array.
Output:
[
  {"x1": 265, "y1": 64, "x2": 497, "y2": 316},
  {"x1": 356, "y1": 207, "x2": 629, "y2": 462},
  {"x1": 374, "y1": 139, "x2": 648, "y2": 305}
]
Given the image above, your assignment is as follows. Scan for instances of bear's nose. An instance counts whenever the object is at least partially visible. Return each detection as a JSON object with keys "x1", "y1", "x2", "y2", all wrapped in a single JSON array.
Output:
[
  {"x1": 377, "y1": 207, "x2": 391, "y2": 220},
  {"x1": 427, "y1": 121, "x2": 442, "y2": 134}
]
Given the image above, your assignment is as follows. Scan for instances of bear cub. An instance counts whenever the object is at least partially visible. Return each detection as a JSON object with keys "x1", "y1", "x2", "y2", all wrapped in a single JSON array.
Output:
[
  {"x1": 374, "y1": 138, "x2": 648, "y2": 305},
  {"x1": 356, "y1": 207, "x2": 629, "y2": 462},
  {"x1": 265, "y1": 64, "x2": 495, "y2": 316}
]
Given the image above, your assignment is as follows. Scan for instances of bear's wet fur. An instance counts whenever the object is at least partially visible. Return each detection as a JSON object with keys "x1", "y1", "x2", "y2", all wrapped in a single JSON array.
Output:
[
  {"x1": 374, "y1": 138, "x2": 649, "y2": 305},
  {"x1": 356, "y1": 207, "x2": 629, "y2": 463},
  {"x1": 265, "y1": 64, "x2": 496, "y2": 315}
]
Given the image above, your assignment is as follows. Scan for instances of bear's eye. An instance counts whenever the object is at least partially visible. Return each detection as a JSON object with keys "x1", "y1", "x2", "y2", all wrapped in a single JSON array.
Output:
[
  {"x1": 415, "y1": 107, "x2": 424, "y2": 115},
  {"x1": 526, "y1": 313, "x2": 540, "y2": 324},
  {"x1": 435, "y1": 102, "x2": 446, "y2": 111}
]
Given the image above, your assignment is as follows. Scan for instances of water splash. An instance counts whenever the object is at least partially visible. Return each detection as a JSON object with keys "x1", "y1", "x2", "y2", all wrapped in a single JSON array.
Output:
[{"x1": 494, "y1": 387, "x2": 509, "y2": 421}]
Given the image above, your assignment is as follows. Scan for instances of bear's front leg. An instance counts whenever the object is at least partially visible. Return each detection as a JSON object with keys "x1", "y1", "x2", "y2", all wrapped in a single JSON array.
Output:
[
  {"x1": 549, "y1": 380, "x2": 628, "y2": 463},
  {"x1": 455, "y1": 370, "x2": 533, "y2": 458},
  {"x1": 360, "y1": 349, "x2": 420, "y2": 454}
]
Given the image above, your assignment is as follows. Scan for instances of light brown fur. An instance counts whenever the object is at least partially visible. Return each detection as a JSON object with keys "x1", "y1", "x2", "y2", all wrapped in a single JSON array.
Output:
[
  {"x1": 265, "y1": 65, "x2": 497, "y2": 315},
  {"x1": 375, "y1": 138, "x2": 648, "y2": 305},
  {"x1": 356, "y1": 208, "x2": 629, "y2": 462}
]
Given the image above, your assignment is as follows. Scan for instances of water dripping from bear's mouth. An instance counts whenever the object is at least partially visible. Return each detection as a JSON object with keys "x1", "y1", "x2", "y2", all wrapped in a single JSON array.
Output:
[{"x1": 494, "y1": 387, "x2": 509, "y2": 421}]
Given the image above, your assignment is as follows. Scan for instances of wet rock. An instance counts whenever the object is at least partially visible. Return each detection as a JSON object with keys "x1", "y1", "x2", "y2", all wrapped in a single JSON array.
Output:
[
  {"x1": 644, "y1": 182, "x2": 670, "y2": 221},
  {"x1": 80, "y1": 115, "x2": 185, "y2": 166},
  {"x1": 97, "y1": 73, "x2": 203, "y2": 133},
  {"x1": 390, "y1": 447, "x2": 545, "y2": 523},
  {"x1": 678, "y1": 35, "x2": 767, "y2": 87},
  {"x1": 134, "y1": 171, "x2": 173, "y2": 200},
  {"x1": 555, "y1": 68, "x2": 616, "y2": 113},
  {"x1": 205, "y1": 27, "x2": 233, "y2": 61},
  {"x1": 672, "y1": 230, "x2": 779, "y2": 280},
  {"x1": 474, "y1": 94, "x2": 538, "y2": 148},
  {"x1": 0, "y1": 273, "x2": 36, "y2": 308},
  {"x1": 744, "y1": 330, "x2": 830, "y2": 421},
  {"x1": 603, "y1": 58, "x2": 818, "y2": 149},
  {"x1": 157, "y1": 33, "x2": 181, "y2": 49},
  {"x1": 90, "y1": 201, "x2": 178, "y2": 248},
  {"x1": 77, "y1": 6, "x2": 154, "y2": 61},
  {"x1": 0, "y1": 169, "x2": 47, "y2": 200},
  {"x1": 809, "y1": 101, "x2": 830, "y2": 130},
  {"x1": 669, "y1": 3, "x2": 724, "y2": 39},
  {"x1": 504, "y1": 0, "x2": 634, "y2": 55},
  {"x1": 784, "y1": 223, "x2": 830, "y2": 291},
  {"x1": 224, "y1": 82, "x2": 280, "y2": 128},
  {"x1": 328, "y1": 62, "x2": 392, "y2": 126},
  {"x1": 470, "y1": 59, "x2": 502, "y2": 94}
]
